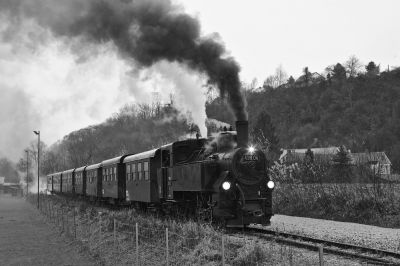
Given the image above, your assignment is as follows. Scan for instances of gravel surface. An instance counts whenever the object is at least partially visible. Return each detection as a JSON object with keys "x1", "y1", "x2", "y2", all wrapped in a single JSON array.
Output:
[
  {"x1": 229, "y1": 234, "x2": 374, "y2": 266},
  {"x1": 0, "y1": 195, "x2": 97, "y2": 266},
  {"x1": 261, "y1": 214, "x2": 400, "y2": 252}
]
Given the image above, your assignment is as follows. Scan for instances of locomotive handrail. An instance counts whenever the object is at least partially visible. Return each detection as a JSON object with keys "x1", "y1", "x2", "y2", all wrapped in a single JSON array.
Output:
[{"x1": 235, "y1": 183, "x2": 246, "y2": 209}]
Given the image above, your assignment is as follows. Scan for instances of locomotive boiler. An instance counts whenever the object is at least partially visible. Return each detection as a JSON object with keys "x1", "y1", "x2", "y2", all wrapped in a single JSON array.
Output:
[{"x1": 47, "y1": 120, "x2": 274, "y2": 227}]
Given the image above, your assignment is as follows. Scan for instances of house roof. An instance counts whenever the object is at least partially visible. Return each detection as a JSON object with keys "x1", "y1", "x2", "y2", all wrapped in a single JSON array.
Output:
[
  {"x1": 351, "y1": 152, "x2": 391, "y2": 165},
  {"x1": 280, "y1": 147, "x2": 339, "y2": 161}
]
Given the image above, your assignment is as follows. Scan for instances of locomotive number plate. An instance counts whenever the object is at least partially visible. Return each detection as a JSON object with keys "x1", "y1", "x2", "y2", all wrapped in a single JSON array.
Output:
[{"x1": 243, "y1": 154, "x2": 259, "y2": 161}]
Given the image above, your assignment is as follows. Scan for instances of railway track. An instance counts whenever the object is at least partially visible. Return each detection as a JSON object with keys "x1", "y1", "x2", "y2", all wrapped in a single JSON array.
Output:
[{"x1": 235, "y1": 226, "x2": 400, "y2": 265}]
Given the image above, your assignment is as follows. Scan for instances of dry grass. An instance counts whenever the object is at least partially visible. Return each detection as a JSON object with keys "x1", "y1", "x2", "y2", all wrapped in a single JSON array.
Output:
[
  {"x1": 27, "y1": 194, "x2": 331, "y2": 265},
  {"x1": 273, "y1": 183, "x2": 400, "y2": 227}
]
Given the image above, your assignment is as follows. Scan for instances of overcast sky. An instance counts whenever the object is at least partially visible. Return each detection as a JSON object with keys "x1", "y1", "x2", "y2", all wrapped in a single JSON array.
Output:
[
  {"x1": 180, "y1": 0, "x2": 400, "y2": 84},
  {"x1": 0, "y1": 0, "x2": 399, "y2": 161}
]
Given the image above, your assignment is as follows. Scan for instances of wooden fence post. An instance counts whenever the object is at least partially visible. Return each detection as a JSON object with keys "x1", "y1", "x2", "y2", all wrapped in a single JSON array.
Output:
[
  {"x1": 319, "y1": 245, "x2": 324, "y2": 266},
  {"x1": 166, "y1": 228, "x2": 169, "y2": 266},
  {"x1": 73, "y1": 207, "x2": 77, "y2": 239},
  {"x1": 136, "y1": 223, "x2": 139, "y2": 266},
  {"x1": 114, "y1": 219, "x2": 117, "y2": 249},
  {"x1": 99, "y1": 212, "x2": 102, "y2": 241},
  {"x1": 222, "y1": 235, "x2": 225, "y2": 266},
  {"x1": 62, "y1": 209, "x2": 65, "y2": 232}
]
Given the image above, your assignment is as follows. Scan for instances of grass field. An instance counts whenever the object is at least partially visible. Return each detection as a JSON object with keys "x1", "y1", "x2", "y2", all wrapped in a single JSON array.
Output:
[{"x1": 273, "y1": 183, "x2": 400, "y2": 228}]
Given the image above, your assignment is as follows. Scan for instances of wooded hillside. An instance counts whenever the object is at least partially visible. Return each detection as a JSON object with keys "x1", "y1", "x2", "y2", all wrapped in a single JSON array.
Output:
[{"x1": 207, "y1": 61, "x2": 400, "y2": 172}]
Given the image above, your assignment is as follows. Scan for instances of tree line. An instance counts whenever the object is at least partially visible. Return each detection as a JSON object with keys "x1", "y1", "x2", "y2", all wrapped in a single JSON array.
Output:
[{"x1": 207, "y1": 56, "x2": 400, "y2": 173}]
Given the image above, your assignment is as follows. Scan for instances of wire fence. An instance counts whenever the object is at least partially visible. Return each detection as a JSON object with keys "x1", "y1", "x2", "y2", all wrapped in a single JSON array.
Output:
[{"x1": 28, "y1": 193, "x2": 326, "y2": 266}]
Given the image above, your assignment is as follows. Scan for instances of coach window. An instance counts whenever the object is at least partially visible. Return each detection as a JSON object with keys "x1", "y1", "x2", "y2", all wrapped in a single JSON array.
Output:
[
  {"x1": 131, "y1": 163, "x2": 135, "y2": 180},
  {"x1": 130, "y1": 164, "x2": 134, "y2": 180},
  {"x1": 138, "y1": 162, "x2": 142, "y2": 180},
  {"x1": 126, "y1": 164, "x2": 130, "y2": 181},
  {"x1": 114, "y1": 167, "x2": 117, "y2": 181},
  {"x1": 144, "y1": 161, "x2": 149, "y2": 180}
]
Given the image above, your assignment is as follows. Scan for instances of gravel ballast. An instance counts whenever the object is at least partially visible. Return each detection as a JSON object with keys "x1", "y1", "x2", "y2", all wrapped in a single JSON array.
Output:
[{"x1": 262, "y1": 214, "x2": 400, "y2": 252}]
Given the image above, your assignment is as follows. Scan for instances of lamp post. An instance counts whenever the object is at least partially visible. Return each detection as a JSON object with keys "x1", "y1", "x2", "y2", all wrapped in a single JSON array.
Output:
[
  {"x1": 33, "y1": 130, "x2": 40, "y2": 209},
  {"x1": 25, "y1": 150, "x2": 29, "y2": 196}
]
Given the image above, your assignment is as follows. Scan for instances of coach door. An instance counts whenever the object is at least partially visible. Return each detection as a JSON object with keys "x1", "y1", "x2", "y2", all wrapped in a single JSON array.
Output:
[{"x1": 161, "y1": 150, "x2": 171, "y2": 199}]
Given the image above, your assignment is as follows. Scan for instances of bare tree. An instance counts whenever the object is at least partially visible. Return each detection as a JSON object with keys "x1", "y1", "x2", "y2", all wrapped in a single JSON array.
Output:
[
  {"x1": 263, "y1": 65, "x2": 288, "y2": 89},
  {"x1": 345, "y1": 55, "x2": 363, "y2": 77},
  {"x1": 275, "y1": 65, "x2": 288, "y2": 86},
  {"x1": 250, "y1": 77, "x2": 259, "y2": 90}
]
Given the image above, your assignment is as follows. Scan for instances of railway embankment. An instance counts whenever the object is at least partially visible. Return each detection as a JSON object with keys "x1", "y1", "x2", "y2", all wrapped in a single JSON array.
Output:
[{"x1": 258, "y1": 214, "x2": 400, "y2": 253}]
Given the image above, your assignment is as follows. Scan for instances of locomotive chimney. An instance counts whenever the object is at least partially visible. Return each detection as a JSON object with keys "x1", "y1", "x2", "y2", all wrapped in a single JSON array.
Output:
[{"x1": 235, "y1": 121, "x2": 249, "y2": 148}]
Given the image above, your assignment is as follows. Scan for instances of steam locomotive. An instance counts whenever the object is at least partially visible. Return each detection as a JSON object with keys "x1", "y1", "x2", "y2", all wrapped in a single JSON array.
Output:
[{"x1": 47, "y1": 121, "x2": 274, "y2": 227}]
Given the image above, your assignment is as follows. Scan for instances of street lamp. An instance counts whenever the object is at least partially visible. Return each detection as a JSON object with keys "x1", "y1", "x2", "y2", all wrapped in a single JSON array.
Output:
[
  {"x1": 33, "y1": 130, "x2": 40, "y2": 209},
  {"x1": 25, "y1": 149, "x2": 29, "y2": 196}
]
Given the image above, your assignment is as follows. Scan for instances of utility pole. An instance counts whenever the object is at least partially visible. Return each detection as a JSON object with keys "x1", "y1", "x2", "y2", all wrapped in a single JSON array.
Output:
[
  {"x1": 25, "y1": 150, "x2": 29, "y2": 196},
  {"x1": 33, "y1": 131, "x2": 40, "y2": 208}
]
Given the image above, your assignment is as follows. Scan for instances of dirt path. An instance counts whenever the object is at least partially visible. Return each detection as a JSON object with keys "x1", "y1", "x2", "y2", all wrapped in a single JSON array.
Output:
[{"x1": 0, "y1": 195, "x2": 97, "y2": 266}]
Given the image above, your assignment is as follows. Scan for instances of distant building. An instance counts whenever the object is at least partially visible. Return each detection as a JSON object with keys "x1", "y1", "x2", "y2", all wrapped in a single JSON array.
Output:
[
  {"x1": 351, "y1": 152, "x2": 391, "y2": 175},
  {"x1": 0, "y1": 177, "x2": 4, "y2": 184},
  {"x1": 280, "y1": 147, "x2": 339, "y2": 164},
  {"x1": 280, "y1": 147, "x2": 392, "y2": 176}
]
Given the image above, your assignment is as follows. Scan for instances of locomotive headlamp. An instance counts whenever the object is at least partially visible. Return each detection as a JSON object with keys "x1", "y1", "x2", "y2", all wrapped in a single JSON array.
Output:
[
  {"x1": 248, "y1": 146, "x2": 256, "y2": 153},
  {"x1": 222, "y1": 181, "x2": 231, "y2": 190},
  {"x1": 267, "y1": 180, "x2": 275, "y2": 189}
]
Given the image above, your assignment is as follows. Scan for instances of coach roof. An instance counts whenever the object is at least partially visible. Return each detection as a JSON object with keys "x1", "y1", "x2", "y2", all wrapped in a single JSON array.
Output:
[
  {"x1": 75, "y1": 166, "x2": 87, "y2": 172},
  {"x1": 101, "y1": 155, "x2": 131, "y2": 167},
  {"x1": 86, "y1": 163, "x2": 101, "y2": 171},
  {"x1": 62, "y1": 168, "x2": 75, "y2": 174},
  {"x1": 123, "y1": 149, "x2": 158, "y2": 163}
]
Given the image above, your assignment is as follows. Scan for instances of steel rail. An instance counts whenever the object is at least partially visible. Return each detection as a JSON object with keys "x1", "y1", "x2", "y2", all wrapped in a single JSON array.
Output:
[{"x1": 238, "y1": 226, "x2": 400, "y2": 265}]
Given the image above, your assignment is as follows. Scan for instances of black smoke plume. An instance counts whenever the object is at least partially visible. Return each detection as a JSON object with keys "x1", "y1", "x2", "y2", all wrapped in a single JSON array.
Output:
[{"x1": 0, "y1": 0, "x2": 247, "y2": 120}]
